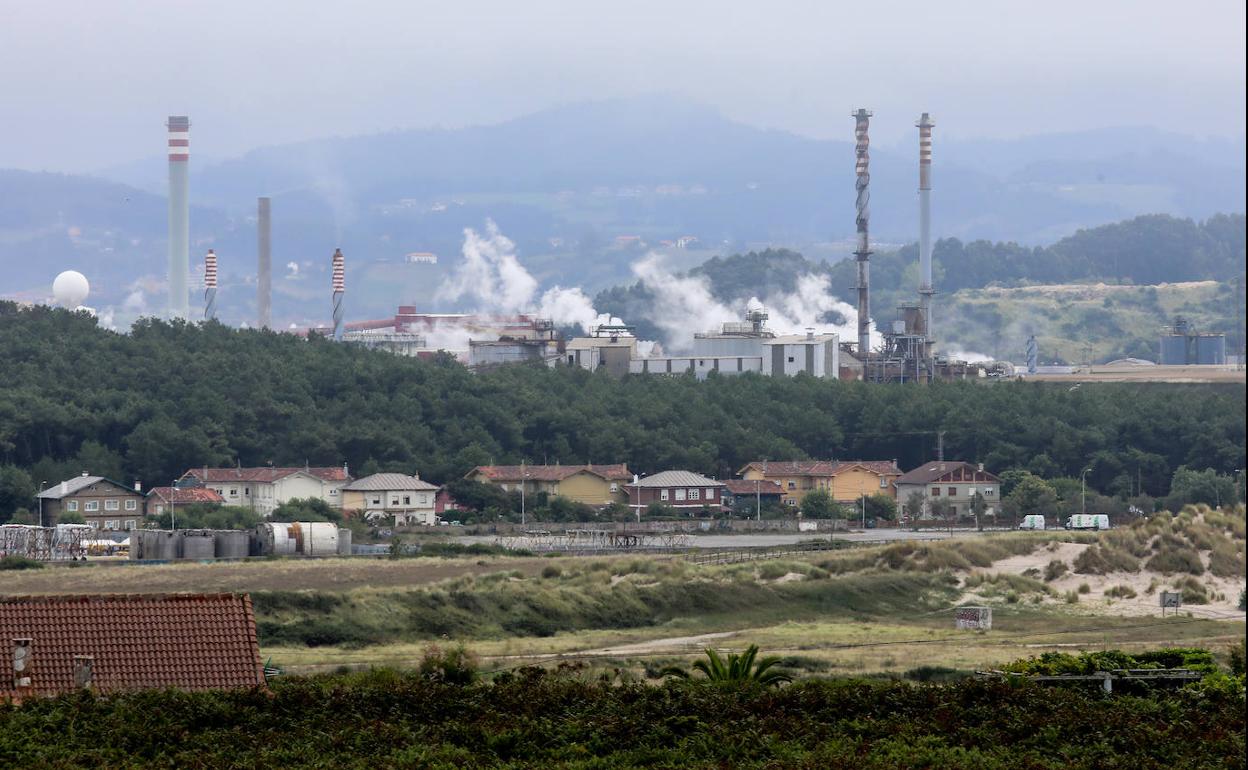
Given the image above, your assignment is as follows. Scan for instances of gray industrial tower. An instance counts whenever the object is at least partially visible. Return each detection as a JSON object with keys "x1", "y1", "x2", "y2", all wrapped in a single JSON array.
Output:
[
  {"x1": 917, "y1": 113, "x2": 935, "y2": 344},
  {"x1": 203, "y1": 249, "x2": 217, "y2": 321},
  {"x1": 331, "y1": 248, "x2": 345, "y2": 340},
  {"x1": 257, "y1": 197, "x2": 272, "y2": 330},
  {"x1": 166, "y1": 116, "x2": 190, "y2": 320},
  {"x1": 852, "y1": 108, "x2": 873, "y2": 356}
]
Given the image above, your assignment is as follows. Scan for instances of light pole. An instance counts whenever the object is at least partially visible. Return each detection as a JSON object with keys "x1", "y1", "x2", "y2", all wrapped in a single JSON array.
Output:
[
  {"x1": 755, "y1": 479, "x2": 761, "y2": 522},
  {"x1": 170, "y1": 480, "x2": 177, "y2": 531},
  {"x1": 38, "y1": 481, "x2": 46, "y2": 527},
  {"x1": 1080, "y1": 468, "x2": 1092, "y2": 515}
]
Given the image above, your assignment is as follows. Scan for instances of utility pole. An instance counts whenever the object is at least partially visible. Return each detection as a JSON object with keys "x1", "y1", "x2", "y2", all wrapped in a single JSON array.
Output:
[
  {"x1": 520, "y1": 459, "x2": 526, "y2": 527},
  {"x1": 170, "y1": 480, "x2": 177, "y2": 531},
  {"x1": 755, "y1": 478, "x2": 761, "y2": 522},
  {"x1": 1080, "y1": 468, "x2": 1092, "y2": 515},
  {"x1": 38, "y1": 481, "x2": 46, "y2": 527},
  {"x1": 936, "y1": 431, "x2": 945, "y2": 462}
]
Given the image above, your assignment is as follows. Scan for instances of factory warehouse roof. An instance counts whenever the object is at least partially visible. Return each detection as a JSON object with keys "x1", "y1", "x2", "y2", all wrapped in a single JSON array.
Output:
[
  {"x1": 344, "y1": 473, "x2": 439, "y2": 492},
  {"x1": 0, "y1": 593, "x2": 265, "y2": 701},
  {"x1": 630, "y1": 470, "x2": 724, "y2": 488}
]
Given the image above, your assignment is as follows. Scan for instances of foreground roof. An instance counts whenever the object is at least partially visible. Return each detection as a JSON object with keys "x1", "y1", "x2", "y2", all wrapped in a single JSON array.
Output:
[
  {"x1": 344, "y1": 473, "x2": 439, "y2": 492},
  {"x1": 631, "y1": 470, "x2": 724, "y2": 488},
  {"x1": 896, "y1": 461, "x2": 1000, "y2": 485},
  {"x1": 0, "y1": 593, "x2": 265, "y2": 700},
  {"x1": 183, "y1": 466, "x2": 351, "y2": 483},
  {"x1": 470, "y1": 464, "x2": 632, "y2": 483},
  {"x1": 737, "y1": 460, "x2": 902, "y2": 478}
]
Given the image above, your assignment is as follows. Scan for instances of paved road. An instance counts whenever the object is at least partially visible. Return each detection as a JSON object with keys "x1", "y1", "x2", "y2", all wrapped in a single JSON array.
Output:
[{"x1": 455, "y1": 528, "x2": 989, "y2": 550}]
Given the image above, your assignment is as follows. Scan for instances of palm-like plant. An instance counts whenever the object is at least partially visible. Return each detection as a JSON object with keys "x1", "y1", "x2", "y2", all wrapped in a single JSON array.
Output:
[{"x1": 662, "y1": 644, "x2": 793, "y2": 687}]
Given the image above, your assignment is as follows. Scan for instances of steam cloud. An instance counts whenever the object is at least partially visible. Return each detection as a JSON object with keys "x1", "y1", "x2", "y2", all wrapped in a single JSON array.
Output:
[{"x1": 438, "y1": 221, "x2": 875, "y2": 353}]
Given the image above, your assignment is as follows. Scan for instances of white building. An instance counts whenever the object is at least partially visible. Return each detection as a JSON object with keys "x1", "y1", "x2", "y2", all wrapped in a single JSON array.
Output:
[
  {"x1": 179, "y1": 466, "x2": 351, "y2": 516},
  {"x1": 342, "y1": 473, "x2": 440, "y2": 526},
  {"x1": 762, "y1": 332, "x2": 839, "y2": 378}
]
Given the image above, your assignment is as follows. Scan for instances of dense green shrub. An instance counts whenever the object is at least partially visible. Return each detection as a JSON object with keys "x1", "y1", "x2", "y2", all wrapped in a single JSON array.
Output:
[
  {"x1": 1146, "y1": 546, "x2": 1206, "y2": 576},
  {"x1": 1043, "y1": 559, "x2": 1068, "y2": 581},
  {"x1": 1073, "y1": 545, "x2": 1140, "y2": 574},
  {"x1": 0, "y1": 555, "x2": 42, "y2": 570},
  {"x1": 1104, "y1": 585, "x2": 1137, "y2": 600},
  {"x1": 0, "y1": 665, "x2": 1242, "y2": 768}
]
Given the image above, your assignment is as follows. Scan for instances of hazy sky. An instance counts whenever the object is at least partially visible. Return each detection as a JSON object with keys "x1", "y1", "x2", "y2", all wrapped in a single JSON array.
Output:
[{"x1": 1, "y1": 0, "x2": 1244, "y2": 172}]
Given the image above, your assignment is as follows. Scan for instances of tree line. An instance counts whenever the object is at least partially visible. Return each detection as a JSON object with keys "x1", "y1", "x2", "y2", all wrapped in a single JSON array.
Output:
[{"x1": 0, "y1": 301, "x2": 1243, "y2": 520}]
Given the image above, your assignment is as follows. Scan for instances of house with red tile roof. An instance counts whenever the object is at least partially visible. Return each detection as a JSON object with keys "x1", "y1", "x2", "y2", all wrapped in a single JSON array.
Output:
[
  {"x1": 0, "y1": 594, "x2": 265, "y2": 701},
  {"x1": 467, "y1": 464, "x2": 631, "y2": 506},
  {"x1": 737, "y1": 460, "x2": 903, "y2": 509},
  {"x1": 179, "y1": 465, "x2": 352, "y2": 516},
  {"x1": 145, "y1": 486, "x2": 227, "y2": 519}
]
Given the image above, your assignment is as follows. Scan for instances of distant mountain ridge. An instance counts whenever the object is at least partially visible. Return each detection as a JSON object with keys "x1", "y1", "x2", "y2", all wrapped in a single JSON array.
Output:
[{"x1": 1, "y1": 95, "x2": 1243, "y2": 324}]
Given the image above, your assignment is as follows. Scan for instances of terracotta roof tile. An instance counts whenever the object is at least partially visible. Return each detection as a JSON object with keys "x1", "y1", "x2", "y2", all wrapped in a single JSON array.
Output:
[
  {"x1": 0, "y1": 594, "x2": 265, "y2": 700},
  {"x1": 183, "y1": 467, "x2": 350, "y2": 484},
  {"x1": 147, "y1": 487, "x2": 227, "y2": 504},
  {"x1": 723, "y1": 479, "x2": 784, "y2": 495},
  {"x1": 471, "y1": 464, "x2": 631, "y2": 482},
  {"x1": 737, "y1": 460, "x2": 902, "y2": 477}
]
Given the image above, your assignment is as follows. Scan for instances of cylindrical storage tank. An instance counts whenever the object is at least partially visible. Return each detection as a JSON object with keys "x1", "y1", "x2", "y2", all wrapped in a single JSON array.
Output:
[
  {"x1": 1159, "y1": 335, "x2": 1188, "y2": 365},
  {"x1": 214, "y1": 530, "x2": 250, "y2": 559},
  {"x1": 254, "y1": 522, "x2": 298, "y2": 556},
  {"x1": 297, "y1": 522, "x2": 339, "y2": 556},
  {"x1": 1196, "y1": 335, "x2": 1225, "y2": 365},
  {"x1": 336, "y1": 527, "x2": 352, "y2": 555},
  {"x1": 147, "y1": 530, "x2": 181, "y2": 560},
  {"x1": 182, "y1": 534, "x2": 214, "y2": 560}
]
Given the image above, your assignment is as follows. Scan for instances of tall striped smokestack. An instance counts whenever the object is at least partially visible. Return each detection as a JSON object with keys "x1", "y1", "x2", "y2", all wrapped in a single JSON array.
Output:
[
  {"x1": 331, "y1": 248, "x2": 345, "y2": 341},
  {"x1": 257, "y1": 197, "x2": 271, "y2": 330},
  {"x1": 852, "y1": 108, "x2": 873, "y2": 356},
  {"x1": 203, "y1": 249, "x2": 218, "y2": 321},
  {"x1": 917, "y1": 112, "x2": 935, "y2": 342},
  {"x1": 166, "y1": 116, "x2": 190, "y2": 320}
]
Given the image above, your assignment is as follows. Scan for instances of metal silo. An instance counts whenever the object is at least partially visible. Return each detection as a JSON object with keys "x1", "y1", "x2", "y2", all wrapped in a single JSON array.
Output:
[
  {"x1": 336, "y1": 527, "x2": 353, "y2": 555},
  {"x1": 1159, "y1": 334, "x2": 1189, "y2": 365},
  {"x1": 296, "y1": 522, "x2": 339, "y2": 555},
  {"x1": 182, "y1": 533, "x2": 215, "y2": 560},
  {"x1": 213, "y1": 529, "x2": 251, "y2": 559},
  {"x1": 1196, "y1": 334, "x2": 1226, "y2": 364}
]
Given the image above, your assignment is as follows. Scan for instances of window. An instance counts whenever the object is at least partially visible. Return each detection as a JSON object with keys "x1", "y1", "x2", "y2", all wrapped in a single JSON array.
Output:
[
  {"x1": 785, "y1": 498, "x2": 797, "y2": 507},
  {"x1": 674, "y1": 489, "x2": 686, "y2": 501},
  {"x1": 660, "y1": 489, "x2": 669, "y2": 501},
  {"x1": 371, "y1": 496, "x2": 381, "y2": 506},
  {"x1": 787, "y1": 356, "x2": 795, "y2": 363},
  {"x1": 390, "y1": 497, "x2": 401, "y2": 506},
  {"x1": 244, "y1": 487, "x2": 250, "y2": 495},
  {"x1": 329, "y1": 489, "x2": 338, "y2": 496},
  {"x1": 689, "y1": 489, "x2": 700, "y2": 501},
  {"x1": 67, "y1": 500, "x2": 79, "y2": 512},
  {"x1": 879, "y1": 477, "x2": 888, "y2": 488},
  {"x1": 609, "y1": 483, "x2": 619, "y2": 492},
  {"x1": 124, "y1": 520, "x2": 136, "y2": 530},
  {"x1": 787, "y1": 481, "x2": 796, "y2": 490},
  {"x1": 948, "y1": 487, "x2": 957, "y2": 497},
  {"x1": 984, "y1": 488, "x2": 995, "y2": 497},
  {"x1": 706, "y1": 488, "x2": 716, "y2": 499},
  {"x1": 229, "y1": 488, "x2": 238, "y2": 497},
  {"x1": 105, "y1": 499, "x2": 119, "y2": 511},
  {"x1": 88, "y1": 521, "x2": 98, "y2": 529},
  {"x1": 104, "y1": 520, "x2": 118, "y2": 530},
  {"x1": 85, "y1": 501, "x2": 100, "y2": 511},
  {"x1": 125, "y1": 499, "x2": 137, "y2": 511},
  {"x1": 930, "y1": 488, "x2": 940, "y2": 496}
]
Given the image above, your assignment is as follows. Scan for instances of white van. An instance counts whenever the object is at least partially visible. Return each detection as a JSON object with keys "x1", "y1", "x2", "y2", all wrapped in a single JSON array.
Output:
[
  {"x1": 1065, "y1": 514, "x2": 1110, "y2": 530},
  {"x1": 1018, "y1": 514, "x2": 1045, "y2": 530}
]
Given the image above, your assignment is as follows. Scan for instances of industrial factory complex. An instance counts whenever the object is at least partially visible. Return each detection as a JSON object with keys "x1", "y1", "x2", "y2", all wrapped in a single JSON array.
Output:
[{"x1": 29, "y1": 111, "x2": 1228, "y2": 385}]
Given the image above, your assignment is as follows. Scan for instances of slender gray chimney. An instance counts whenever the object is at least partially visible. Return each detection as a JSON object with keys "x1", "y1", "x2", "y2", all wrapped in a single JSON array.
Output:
[
  {"x1": 257, "y1": 197, "x2": 272, "y2": 330},
  {"x1": 203, "y1": 249, "x2": 217, "y2": 321},
  {"x1": 331, "y1": 248, "x2": 345, "y2": 341},
  {"x1": 917, "y1": 112, "x2": 935, "y2": 344},
  {"x1": 852, "y1": 108, "x2": 873, "y2": 356},
  {"x1": 166, "y1": 116, "x2": 190, "y2": 320}
]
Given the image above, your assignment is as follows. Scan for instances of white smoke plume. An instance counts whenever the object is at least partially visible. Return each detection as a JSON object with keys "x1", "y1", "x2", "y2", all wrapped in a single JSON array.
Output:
[
  {"x1": 764, "y1": 273, "x2": 881, "y2": 350},
  {"x1": 630, "y1": 254, "x2": 738, "y2": 346},
  {"x1": 437, "y1": 221, "x2": 616, "y2": 335}
]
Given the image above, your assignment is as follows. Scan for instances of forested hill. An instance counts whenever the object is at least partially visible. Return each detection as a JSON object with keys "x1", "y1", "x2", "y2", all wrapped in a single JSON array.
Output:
[
  {"x1": 594, "y1": 213, "x2": 1246, "y2": 341},
  {"x1": 0, "y1": 301, "x2": 1242, "y2": 515}
]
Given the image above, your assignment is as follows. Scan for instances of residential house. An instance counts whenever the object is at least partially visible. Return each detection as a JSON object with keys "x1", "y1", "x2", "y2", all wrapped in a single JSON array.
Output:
[
  {"x1": 342, "y1": 473, "x2": 440, "y2": 526},
  {"x1": 721, "y1": 479, "x2": 784, "y2": 513},
  {"x1": 35, "y1": 473, "x2": 144, "y2": 531},
  {"x1": 738, "y1": 460, "x2": 903, "y2": 510},
  {"x1": 626, "y1": 470, "x2": 727, "y2": 515},
  {"x1": 179, "y1": 466, "x2": 352, "y2": 516},
  {"x1": 468, "y1": 464, "x2": 631, "y2": 506},
  {"x1": 894, "y1": 462, "x2": 1001, "y2": 520},
  {"x1": 0, "y1": 593, "x2": 265, "y2": 701},
  {"x1": 145, "y1": 487, "x2": 227, "y2": 519}
]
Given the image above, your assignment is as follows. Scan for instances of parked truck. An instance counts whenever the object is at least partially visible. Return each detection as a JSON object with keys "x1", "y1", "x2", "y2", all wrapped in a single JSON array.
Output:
[
  {"x1": 1064, "y1": 514, "x2": 1110, "y2": 530},
  {"x1": 1018, "y1": 514, "x2": 1046, "y2": 530}
]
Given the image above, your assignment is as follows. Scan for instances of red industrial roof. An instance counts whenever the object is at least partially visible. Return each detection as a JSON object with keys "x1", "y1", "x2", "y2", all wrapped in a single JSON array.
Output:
[
  {"x1": 470, "y1": 464, "x2": 632, "y2": 483},
  {"x1": 723, "y1": 479, "x2": 784, "y2": 495},
  {"x1": 737, "y1": 460, "x2": 901, "y2": 477},
  {"x1": 0, "y1": 594, "x2": 265, "y2": 701},
  {"x1": 183, "y1": 466, "x2": 350, "y2": 484},
  {"x1": 147, "y1": 487, "x2": 226, "y2": 504}
]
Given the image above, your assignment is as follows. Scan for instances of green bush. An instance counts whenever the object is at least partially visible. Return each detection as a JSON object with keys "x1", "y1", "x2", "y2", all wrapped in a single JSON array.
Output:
[
  {"x1": 1146, "y1": 547, "x2": 1205, "y2": 576},
  {"x1": 1172, "y1": 576, "x2": 1209, "y2": 605},
  {"x1": 1104, "y1": 584, "x2": 1137, "y2": 600},
  {"x1": 1208, "y1": 541, "x2": 1245, "y2": 578},
  {"x1": 0, "y1": 555, "x2": 42, "y2": 570},
  {"x1": 1043, "y1": 559, "x2": 1068, "y2": 582},
  {"x1": 540, "y1": 564, "x2": 562, "y2": 579},
  {"x1": 1077, "y1": 583, "x2": 1091, "y2": 594},
  {"x1": 1073, "y1": 545, "x2": 1139, "y2": 574}
]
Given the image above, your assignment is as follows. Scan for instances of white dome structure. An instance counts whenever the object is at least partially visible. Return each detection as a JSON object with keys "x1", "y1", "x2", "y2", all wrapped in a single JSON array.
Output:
[{"x1": 52, "y1": 270, "x2": 90, "y2": 308}]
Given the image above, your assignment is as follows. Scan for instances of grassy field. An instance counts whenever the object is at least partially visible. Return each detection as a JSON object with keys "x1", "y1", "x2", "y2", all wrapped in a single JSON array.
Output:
[{"x1": 7, "y1": 508, "x2": 1243, "y2": 680}]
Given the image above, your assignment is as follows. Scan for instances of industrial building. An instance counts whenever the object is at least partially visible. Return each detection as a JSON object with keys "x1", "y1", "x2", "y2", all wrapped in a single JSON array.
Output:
[{"x1": 1158, "y1": 317, "x2": 1226, "y2": 365}]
